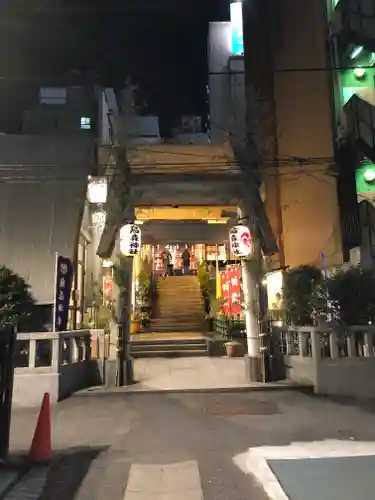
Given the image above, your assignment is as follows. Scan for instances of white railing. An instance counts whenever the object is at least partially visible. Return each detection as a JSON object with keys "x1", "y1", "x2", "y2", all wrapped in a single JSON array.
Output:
[
  {"x1": 275, "y1": 325, "x2": 375, "y2": 397},
  {"x1": 14, "y1": 330, "x2": 96, "y2": 371},
  {"x1": 13, "y1": 330, "x2": 105, "y2": 407}
]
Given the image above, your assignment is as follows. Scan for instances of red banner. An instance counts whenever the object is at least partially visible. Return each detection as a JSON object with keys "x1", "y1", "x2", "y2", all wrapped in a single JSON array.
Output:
[
  {"x1": 103, "y1": 276, "x2": 113, "y2": 301},
  {"x1": 220, "y1": 265, "x2": 242, "y2": 316}
]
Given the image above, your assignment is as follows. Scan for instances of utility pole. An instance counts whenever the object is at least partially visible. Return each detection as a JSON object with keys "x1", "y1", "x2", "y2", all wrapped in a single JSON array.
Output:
[{"x1": 238, "y1": 204, "x2": 263, "y2": 382}]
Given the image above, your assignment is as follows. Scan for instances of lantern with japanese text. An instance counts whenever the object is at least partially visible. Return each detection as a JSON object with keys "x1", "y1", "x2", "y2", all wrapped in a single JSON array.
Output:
[
  {"x1": 119, "y1": 224, "x2": 141, "y2": 256},
  {"x1": 229, "y1": 225, "x2": 253, "y2": 258}
]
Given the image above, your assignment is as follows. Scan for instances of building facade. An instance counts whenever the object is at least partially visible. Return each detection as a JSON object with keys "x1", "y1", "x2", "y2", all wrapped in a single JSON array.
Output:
[
  {"x1": 328, "y1": 0, "x2": 375, "y2": 267},
  {"x1": 0, "y1": 84, "x2": 115, "y2": 329}
]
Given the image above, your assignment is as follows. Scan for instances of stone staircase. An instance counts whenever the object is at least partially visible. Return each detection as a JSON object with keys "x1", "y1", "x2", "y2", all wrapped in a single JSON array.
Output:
[
  {"x1": 150, "y1": 276, "x2": 206, "y2": 333},
  {"x1": 131, "y1": 337, "x2": 208, "y2": 358}
]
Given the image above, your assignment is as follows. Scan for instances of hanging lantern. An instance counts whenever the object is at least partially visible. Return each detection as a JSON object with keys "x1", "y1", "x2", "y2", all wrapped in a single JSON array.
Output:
[
  {"x1": 229, "y1": 225, "x2": 253, "y2": 258},
  {"x1": 87, "y1": 177, "x2": 108, "y2": 204},
  {"x1": 119, "y1": 223, "x2": 141, "y2": 256}
]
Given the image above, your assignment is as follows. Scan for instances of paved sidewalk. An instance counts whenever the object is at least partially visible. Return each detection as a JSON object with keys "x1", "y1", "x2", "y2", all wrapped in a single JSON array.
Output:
[{"x1": 7, "y1": 390, "x2": 375, "y2": 499}]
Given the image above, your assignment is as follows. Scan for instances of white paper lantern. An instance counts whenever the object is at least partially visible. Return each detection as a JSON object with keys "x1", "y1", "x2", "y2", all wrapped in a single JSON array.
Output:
[
  {"x1": 87, "y1": 178, "x2": 108, "y2": 204},
  {"x1": 120, "y1": 224, "x2": 141, "y2": 256},
  {"x1": 229, "y1": 225, "x2": 253, "y2": 257}
]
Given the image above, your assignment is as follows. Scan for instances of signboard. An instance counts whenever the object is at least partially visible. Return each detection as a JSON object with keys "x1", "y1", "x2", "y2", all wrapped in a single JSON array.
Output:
[
  {"x1": 54, "y1": 255, "x2": 74, "y2": 331},
  {"x1": 119, "y1": 224, "x2": 141, "y2": 256},
  {"x1": 230, "y1": 1, "x2": 244, "y2": 56},
  {"x1": 220, "y1": 265, "x2": 242, "y2": 316},
  {"x1": 229, "y1": 225, "x2": 253, "y2": 257}
]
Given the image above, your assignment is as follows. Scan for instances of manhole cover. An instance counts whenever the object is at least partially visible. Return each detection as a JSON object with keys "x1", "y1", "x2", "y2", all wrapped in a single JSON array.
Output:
[{"x1": 182, "y1": 394, "x2": 280, "y2": 416}]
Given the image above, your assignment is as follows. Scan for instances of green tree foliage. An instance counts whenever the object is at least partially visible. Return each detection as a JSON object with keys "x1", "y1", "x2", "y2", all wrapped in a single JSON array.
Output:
[
  {"x1": 0, "y1": 265, "x2": 36, "y2": 331},
  {"x1": 328, "y1": 267, "x2": 375, "y2": 325},
  {"x1": 283, "y1": 266, "x2": 324, "y2": 326}
]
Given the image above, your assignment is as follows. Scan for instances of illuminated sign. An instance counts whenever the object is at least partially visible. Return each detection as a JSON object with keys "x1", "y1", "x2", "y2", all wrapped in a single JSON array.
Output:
[{"x1": 230, "y1": 2, "x2": 244, "y2": 56}]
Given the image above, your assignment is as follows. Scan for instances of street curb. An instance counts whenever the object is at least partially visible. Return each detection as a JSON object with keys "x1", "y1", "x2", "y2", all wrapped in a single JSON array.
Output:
[{"x1": 74, "y1": 383, "x2": 314, "y2": 397}]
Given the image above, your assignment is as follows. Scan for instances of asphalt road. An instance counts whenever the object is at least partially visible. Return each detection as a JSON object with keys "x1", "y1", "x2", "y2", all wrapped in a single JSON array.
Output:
[{"x1": 9, "y1": 389, "x2": 375, "y2": 499}]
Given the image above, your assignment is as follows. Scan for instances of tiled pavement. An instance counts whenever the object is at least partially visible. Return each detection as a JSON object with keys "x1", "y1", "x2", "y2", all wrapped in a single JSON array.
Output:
[{"x1": 7, "y1": 389, "x2": 375, "y2": 499}]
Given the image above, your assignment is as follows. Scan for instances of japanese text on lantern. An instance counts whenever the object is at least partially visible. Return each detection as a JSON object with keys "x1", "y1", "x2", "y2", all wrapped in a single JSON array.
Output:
[
  {"x1": 119, "y1": 224, "x2": 141, "y2": 256},
  {"x1": 229, "y1": 225, "x2": 253, "y2": 257}
]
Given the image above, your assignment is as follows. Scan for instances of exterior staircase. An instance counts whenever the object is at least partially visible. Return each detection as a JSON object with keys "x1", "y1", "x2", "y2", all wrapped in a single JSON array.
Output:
[
  {"x1": 131, "y1": 336, "x2": 208, "y2": 358},
  {"x1": 150, "y1": 276, "x2": 206, "y2": 333}
]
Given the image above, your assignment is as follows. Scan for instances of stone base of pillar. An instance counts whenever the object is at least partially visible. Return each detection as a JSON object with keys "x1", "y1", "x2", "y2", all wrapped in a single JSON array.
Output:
[
  {"x1": 123, "y1": 357, "x2": 134, "y2": 386},
  {"x1": 244, "y1": 354, "x2": 263, "y2": 383},
  {"x1": 105, "y1": 359, "x2": 118, "y2": 388}
]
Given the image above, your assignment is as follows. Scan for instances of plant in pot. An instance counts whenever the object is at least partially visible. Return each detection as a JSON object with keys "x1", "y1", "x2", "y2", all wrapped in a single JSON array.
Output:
[
  {"x1": 223, "y1": 318, "x2": 243, "y2": 357},
  {"x1": 131, "y1": 309, "x2": 142, "y2": 335}
]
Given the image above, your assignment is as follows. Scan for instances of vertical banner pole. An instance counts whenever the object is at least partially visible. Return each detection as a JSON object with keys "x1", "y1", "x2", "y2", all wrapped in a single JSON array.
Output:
[
  {"x1": 215, "y1": 244, "x2": 219, "y2": 299},
  {"x1": 52, "y1": 252, "x2": 58, "y2": 333}
]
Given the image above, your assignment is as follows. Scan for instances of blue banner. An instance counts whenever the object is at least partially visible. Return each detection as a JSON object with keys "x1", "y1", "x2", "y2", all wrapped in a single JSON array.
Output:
[{"x1": 54, "y1": 255, "x2": 74, "y2": 332}]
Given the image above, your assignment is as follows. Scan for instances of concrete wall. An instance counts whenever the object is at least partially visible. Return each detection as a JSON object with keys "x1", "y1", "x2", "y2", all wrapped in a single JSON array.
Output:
[
  {"x1": 285, "y1": 355, "x2": 317, "y2": 386},
  {"x1": 316, "y1": 358, "x2": 375, "y2": 398},
  {"x1": 242, "y1": 0, "x2": 343, "y2": 269},
  {"x1": 0, "y1": 135, "x2": 94, "y2": 304},
  {"x1": 273, "y1": 0, "x2": 342, "y2": 268}
]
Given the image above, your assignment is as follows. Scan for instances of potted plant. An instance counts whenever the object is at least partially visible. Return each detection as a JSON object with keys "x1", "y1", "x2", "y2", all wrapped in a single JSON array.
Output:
[
  {"x1": 131, "y1": 309, "x2": 141, "y2": 335},
  {"x1": 224, "y1": 330, "x2": 241, "y2": 357},
  {"x1": 140, "y1": 309, "x2": 151, "y2": 331}
]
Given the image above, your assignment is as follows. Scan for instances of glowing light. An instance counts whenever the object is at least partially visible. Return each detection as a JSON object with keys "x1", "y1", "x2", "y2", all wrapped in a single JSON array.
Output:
[
  {"x1": 87, "y1": 178, "x2": 108, "y2": 204},
  {"x1": 350, "y1": 46, "x2": 363, "y2": 59},
  {"x1": 364, "y1": 169, "x2": 375, "y2": 183},
  {"x1": 353, "y1": 67, "x2": 366, "y2": 79}
]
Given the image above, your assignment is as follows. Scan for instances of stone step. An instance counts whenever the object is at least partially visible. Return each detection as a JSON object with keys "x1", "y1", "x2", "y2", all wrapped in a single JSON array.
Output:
[
  {"x1": 151, "y1": 316, "x2": 204, "y2": 323},
  {"x1": 131, "y1": 349, "x2": 207, "y2": 358},
  {"x1": 132, "y1": 341, "x2": 206, "y2": 350},
  {"x1": 131, "y1": 338, "x2": 208, "y2": 358},
  {"x1": 157, "y1": 304, "x2": 202, "y2": 308},
  {"x1": 153, "y1": 310, "x2": 203, "y2": 315},
  {"x1": 149, "y1": 325, "x2": 205, "y2": 333},
  {"x1": 132, "y1": 338, "x2": 207, "y2": 346}
]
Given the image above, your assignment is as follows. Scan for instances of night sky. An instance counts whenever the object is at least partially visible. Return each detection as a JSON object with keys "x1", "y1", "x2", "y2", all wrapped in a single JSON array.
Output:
[{"x1": 0, "y1": 0, "x2": 229, "y2": 131}]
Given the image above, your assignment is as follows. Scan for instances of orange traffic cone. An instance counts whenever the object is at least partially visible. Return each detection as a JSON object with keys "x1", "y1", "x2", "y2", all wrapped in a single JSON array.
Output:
[{"x1": 28, "y1": 392, "x2": 52, "y2": 463}]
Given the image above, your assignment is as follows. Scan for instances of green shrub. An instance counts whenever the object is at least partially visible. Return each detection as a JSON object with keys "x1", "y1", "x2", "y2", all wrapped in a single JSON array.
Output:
[
  {"x1": 283, "y1": 265, "x2": 324, "y2": 326},
  {"x1": 328, "y1": 267, "x2": 375, "y2": 325},
  {"x1": 0, "y1": 265, "x2": 36, "y2": 331}
]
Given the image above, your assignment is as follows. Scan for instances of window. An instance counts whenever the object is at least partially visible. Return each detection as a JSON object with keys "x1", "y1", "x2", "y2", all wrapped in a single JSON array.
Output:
[
  {"x1": 39, "y1": 87, "x2": 67, "y2": 105},
  {"x1": 80, "y1": 117, "x2": 92, "y2": 130}
]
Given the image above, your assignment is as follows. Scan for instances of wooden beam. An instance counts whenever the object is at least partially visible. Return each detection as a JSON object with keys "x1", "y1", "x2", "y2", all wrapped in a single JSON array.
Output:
[
  {"x1": 134, "y1": 182, "x2": 239, "y2": 206},
  {"x1": 133, "y1": 172, "x2": 241, "y2": 185}
]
